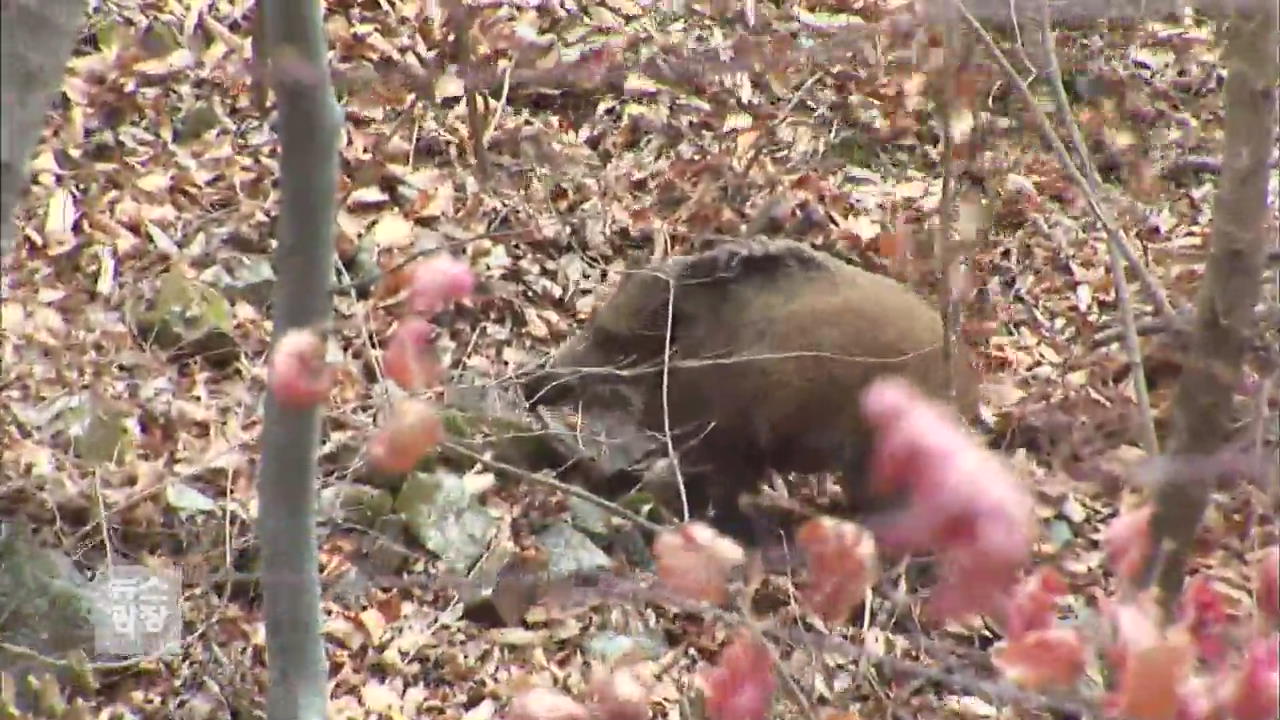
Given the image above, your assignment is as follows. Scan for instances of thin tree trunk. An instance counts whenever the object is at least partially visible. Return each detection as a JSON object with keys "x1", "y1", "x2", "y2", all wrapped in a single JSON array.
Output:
[
  {"x1": 1145, "y1": 4, "x2": 1279, "y2": 610},
  {"x1": 0, "y1": 0, "x2": 88, "y2": 256},
  {"x1": 255, "y1": 0, "x2": 343, "y2": 717}
]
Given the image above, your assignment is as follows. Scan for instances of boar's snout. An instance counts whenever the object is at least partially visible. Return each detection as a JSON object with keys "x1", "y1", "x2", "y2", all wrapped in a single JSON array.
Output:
[
  {"x1": 522, "y1": 334, "x2": 608, "y2": 408},
  {"x1": 521, "y1": 366, "x2": 575, "y2": 407}
]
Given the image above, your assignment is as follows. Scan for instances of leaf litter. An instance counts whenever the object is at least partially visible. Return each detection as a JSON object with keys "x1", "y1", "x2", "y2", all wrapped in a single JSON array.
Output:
[{"x1": 1, "y1": 0, "x2": 1273, "y2": 718}]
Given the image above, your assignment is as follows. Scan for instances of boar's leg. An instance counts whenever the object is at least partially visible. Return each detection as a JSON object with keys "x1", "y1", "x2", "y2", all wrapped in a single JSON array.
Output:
[
  {"x1": 665, "y1": 437, "x2": 775, "y2": 547},
  {"x1": 836, "y1": 431, "x2": 918, "y2": 520},
  {"x1": 701, "y1": 484, "x2": 758, "y2": 545}
]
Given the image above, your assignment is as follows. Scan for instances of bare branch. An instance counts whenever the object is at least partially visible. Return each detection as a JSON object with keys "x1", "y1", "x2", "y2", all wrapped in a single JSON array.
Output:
[
  {"x1": 442, "y1": 440, "x2": 667, "y2": 535},
  {"x1": 1032, "y1": 0, "x2": 1160, "y2": 454}
]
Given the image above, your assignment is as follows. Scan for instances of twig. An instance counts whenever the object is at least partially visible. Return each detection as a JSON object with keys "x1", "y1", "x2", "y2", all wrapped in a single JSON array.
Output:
[
  {"x1": 483, "y1": 63, "x2": 513, "y2": 141},
  {"x1": 774, "y1": 627, "x2": 1100, "y2": 718},
  {"x1": 934, "y1": 14, "x2": 969, "y2": 406},
  {"x1": 950, "y1": 0, "x2": 1176, "y2": 322},
  {"x1": 737, "y1": 70, "x2": 827, "y2": 184},
  {"x1": 1089, "y1": 314, "x2": 1185, "y2": 349},
  {"x1": 68, "y1": 442, "x2": 250, "y2": 546},
  {"x1": 954, "y1": 0, "x2": 1162, "y2": 453},
  {"x1": 1090, "y1": 306, "x2": 1280, "y2": 352},
  {"x1": 1035, "y1": 0, "x2": 1159, "y2": 454},
  {"x1": 451, "y1": 2, "x2": 489, "y2": 183},
  {"x1": 0, "y1": 639, "x2": 157, "y2": 673},
  {"x1": 660, "y1": 273, "x2": 691, "y2": 522},
  {"x1": 1242, "y1": 373, "x2": 1279, "y2": 547},
  {"x1": 442, "y1": 440, "x2": 666, "y2": 535},
  {"x1": 552, "y1": 570, "x2": 1101, "y2": 718},
  {"x1": 330, "y1": 226, "x2": 526, "y2": 294},
  {"x1": 517, "y1": 345, "x2": 950, "y2": 403},
  {"x1": 751, "y1": 624, "x2": 822, "y2": 720}
]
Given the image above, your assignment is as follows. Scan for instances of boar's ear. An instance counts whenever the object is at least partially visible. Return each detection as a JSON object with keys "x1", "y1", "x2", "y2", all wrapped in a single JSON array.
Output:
[
  {"x1": 600, "y1": 263, "x2": 681, "y2": 339},
  {"x1": 677, "y1": 237, "x2": 830, "y2": 286}
]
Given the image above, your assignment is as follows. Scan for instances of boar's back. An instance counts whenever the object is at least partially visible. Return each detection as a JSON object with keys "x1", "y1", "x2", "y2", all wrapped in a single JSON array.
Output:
[{"x1": 633, "y1": 238, "x2": 974, "y2": 476}]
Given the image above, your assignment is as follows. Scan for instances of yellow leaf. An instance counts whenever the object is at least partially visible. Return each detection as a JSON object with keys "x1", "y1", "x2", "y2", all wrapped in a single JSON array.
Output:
[
  {"x1": 723, "y1": 111, "x2": 753, "y2": 132},
  {"x1": 360, "y1": 681, "x2": 402, "y2": 714},
  {"x1": 136, "y1": 172, "x2": 171, "y2": 194},
  {"x1": 368, "y1": 212, "x2": 415, "y2": 249},
  {"x1": 845, "y1": 215, "x2": 880, "y2": 241},
  {"x1": 895, "y1": 180, "x2": 929, "y2": 200},
  {"x1": 588, "y1": 6, "x2": 623, "y2": 29},
  {"x1": 436, "y1": 72, "x2": 465, "y2": 100},
  {"x1": 623, "y1": 72, "x2": 659, "y2": 96},
  {"x1": 348, "y1": 186, "x2": 390, "y2": 207},
  {"x1": 604, "y1": 0, "x2": 643, "y2": 16},
  {"x1": 44, "y1": 187, "x2": 77, "y2": 237},
  {"x1": 358, "y1": 607, "x2": 388, "y2": 643}
]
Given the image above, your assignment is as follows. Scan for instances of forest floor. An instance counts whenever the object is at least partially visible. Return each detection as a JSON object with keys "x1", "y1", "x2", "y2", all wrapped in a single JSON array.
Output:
[{"x1": 2, "y1": 0, "x2": 1275, "y2": 718}]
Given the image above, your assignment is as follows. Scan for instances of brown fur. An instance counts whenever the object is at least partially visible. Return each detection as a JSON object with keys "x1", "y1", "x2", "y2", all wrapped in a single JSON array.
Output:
[{"x1": 522, "y1": 237, "x2": 980, "y2": 542}]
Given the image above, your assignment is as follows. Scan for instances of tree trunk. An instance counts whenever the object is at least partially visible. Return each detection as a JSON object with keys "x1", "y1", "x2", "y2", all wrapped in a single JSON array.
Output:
[
  {"x1": 255, "y1": 0, "x2": 343, "y2": 717},
  {"x1": 0, "y1": 0, "x2": 88, "y2": 255},
  {"x1": 1145, "y1": 4, "x2": 1279, "y2": 610}
]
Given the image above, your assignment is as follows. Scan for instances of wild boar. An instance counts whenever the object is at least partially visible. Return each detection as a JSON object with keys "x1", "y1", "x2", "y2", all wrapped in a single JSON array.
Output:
[{"x1": 521, "y1": 237, "x2": 980, "y2": 543}]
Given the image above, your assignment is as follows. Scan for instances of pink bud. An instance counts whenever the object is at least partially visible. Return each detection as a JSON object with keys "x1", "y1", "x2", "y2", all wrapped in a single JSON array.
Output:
[
  {"x1": 268, "y1": 328, "x2": 335, "y2": 408},
  {"x1": 384, "y1": 316, "x2": 442, "y2": 391},
  {"x1": 406, "y1": 253, "x2": 475, "y2": 316},
  {"x1": 367, "y1": 399, "x2": 443, "y2": 474}
]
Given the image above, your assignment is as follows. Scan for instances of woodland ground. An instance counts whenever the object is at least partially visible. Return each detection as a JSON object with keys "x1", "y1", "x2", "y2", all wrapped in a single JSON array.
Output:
[{"x1": 1, "y1": 0, "x2": 1275, "y2": 718}]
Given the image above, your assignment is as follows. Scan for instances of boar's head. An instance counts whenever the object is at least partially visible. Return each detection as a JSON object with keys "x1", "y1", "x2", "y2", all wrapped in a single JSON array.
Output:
[{"x1": 521, "y1": 259, "x2": 682, "y2": 413}]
